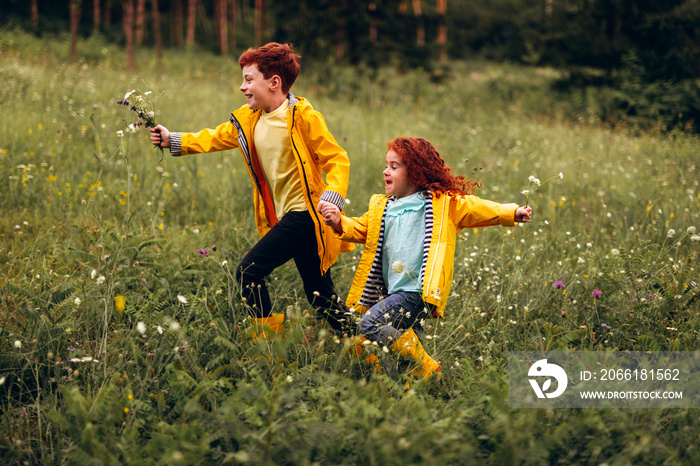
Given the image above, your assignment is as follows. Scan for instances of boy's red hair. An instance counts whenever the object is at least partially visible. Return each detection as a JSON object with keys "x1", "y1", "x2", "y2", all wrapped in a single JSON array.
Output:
[
  {"x1": 239, "y1": 42, "x2": 301, "y2": 94},
  {"x1": 387, "y1": 137, "x2": 477, "y2": 196}
]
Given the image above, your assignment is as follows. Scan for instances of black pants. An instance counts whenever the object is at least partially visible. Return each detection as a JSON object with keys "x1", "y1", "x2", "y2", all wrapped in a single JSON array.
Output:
[{"x1": 235, "y1": 210, "x2": 350, "y2": 333}]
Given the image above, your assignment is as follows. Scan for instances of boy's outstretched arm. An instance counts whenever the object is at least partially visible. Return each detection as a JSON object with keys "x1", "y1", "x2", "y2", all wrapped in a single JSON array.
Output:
[
  {"x1": 515, "y1": 206, "x2": 532, "y2": 223},
  {"x1": 150, "y1": 125, "x2": 171, "y2": 148}
]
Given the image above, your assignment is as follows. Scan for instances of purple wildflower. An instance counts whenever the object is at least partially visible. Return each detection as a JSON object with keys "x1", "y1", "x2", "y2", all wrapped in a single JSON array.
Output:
[
  {"x1": 553, "y1": 281, "x2": 564, "y2": 289},
  {"x1": 648, "y1": 294, "x2": 654, "y2": 299},
  {"x1": 197, "y1": 248, "x2": 204, "y2": 255},
  {"x1": 601, "y1": 323, "x2": 611, "y2": 329},
  {"x1": 212, "y1": 245, "x2": 217, "y2": 252},
  {"x1": 593, "y1": 289, "x2": 602, "y2": 299}
]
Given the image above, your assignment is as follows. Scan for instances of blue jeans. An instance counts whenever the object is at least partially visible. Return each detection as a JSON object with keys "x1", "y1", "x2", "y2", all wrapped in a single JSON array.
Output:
[{"x1": 358, "y1": 292, "x2": 432, "y2": 347}]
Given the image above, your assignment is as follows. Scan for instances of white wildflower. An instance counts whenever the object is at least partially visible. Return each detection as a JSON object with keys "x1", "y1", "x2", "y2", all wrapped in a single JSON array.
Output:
[
  {"x1": 687, "y1": 226, "x2": 696, "y2": 234},
  {"x1": 177, "y1": 295, "x2": 187, "y2": 304},
  {"x1": 521, "y1": 190, "x2": 529, "y2": 196},
  {"x1": 691, "y1": 235, "x2": 700, "y2": 242},
  {"x1": 157, "y1": 325, "x2": 163, "y2": 335},
  {"x1": 117, "y1": 130, "x2": 124, "y2": 137},
  {"x1": 577, "y1": 257, "x2": 585, "y2": 264},
  {"x1": 0, "y1": 376, "x2": 5, "y2": 385},
  {"x1": 91, "y1": 269, "x2": 97, "y2": 279},
  {"x1": 392, "y1": 260, "x2": 405, "y2": 274},
  {"x1": 74, "y1": 297, "x2": 82, "y2": 306},
  {"x1": 667, "y1": 229, "x2": 676, "y2": 238},
  {"x1": 221, "y1": 260, "x2": 228, "y2": 267},
  {"x1": 170, "y1": 321, "x2": 181, "y2": 331},
  {"x1": 611, "y1": 248, "x2": 620, "y2": 256},
  {"x1": 96, "y1": 275, "x2": 105, "y2": 285},
  {"x1": 14, "y1": 340, "x2": 21, "y2": 349},
  {"x1": 286, "y1": 375, "x2": 293, "y2": 383},
  {"x1": 124, "y1": 90, "x2": 135, "y2": 100},
  {"x1": 136, "y1": 321, "x2": 146, "y2": 334},
  {"x1": 559, "y1": 172, "x2": 564, "y2": 179}
]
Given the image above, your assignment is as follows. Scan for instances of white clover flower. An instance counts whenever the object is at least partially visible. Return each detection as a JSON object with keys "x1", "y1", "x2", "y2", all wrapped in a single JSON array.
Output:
[
  {"x1": 14, "y1": 340, "x2": 21, "y2": 349},
  {"x1": 177, "y1": 295, "x2": 187, "y2": 304},
  {"x1": 391, "y1": 260, "x2": 405, "y2": 274},
  {"x1": 74, "y1": 297, "x2": 82, "y2": 306},
  {"x1": 667, "y1": 229, "x2": 676, "y2": 238},
  {"x1": 136, "y1": 321, "x2": 147, "y2": 334}
]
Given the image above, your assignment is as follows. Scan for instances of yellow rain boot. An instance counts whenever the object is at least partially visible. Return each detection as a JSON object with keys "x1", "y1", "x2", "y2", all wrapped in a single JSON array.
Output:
[
  {"x1": 248, "y1": 313, "x2": 285, "y2": 365},
  {"x1": 390, "y1": 328, "x2": 441, "y2": 381},
  {"x1": 250, "y1": 313, "x2": 285, "y2": 340},
  {"x1": 344, "y1": 335, "x2": 382, "y2": 373}
]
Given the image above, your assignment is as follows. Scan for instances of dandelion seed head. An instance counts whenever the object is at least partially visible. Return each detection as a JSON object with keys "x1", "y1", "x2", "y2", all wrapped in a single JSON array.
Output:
[{"x1": 392, "y1": 260, "x2": 405, "y2": 274}]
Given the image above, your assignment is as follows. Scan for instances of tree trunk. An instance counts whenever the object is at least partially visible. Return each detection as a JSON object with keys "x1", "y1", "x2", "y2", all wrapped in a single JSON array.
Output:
[
  {"x1": 254, "y1": 0, "x2": 267, "y2": 46},
  {"x1": 136, "y1": 0, "x2": 146, "y2": 44},
  {"x1": 436, "y1": 0, "x2": 447, "y2": 63},
  {"x1": 215, "y1": 0, "x2": 228, "y2": 54},
  {"x1": 413, "y1": 0, "x2": 424, "y2": 46},
  {"x1": 104, "y1": 0, "x2": 111, "y2": 27},
  {"x1": 228, "y1": 0, "x2": 237, "y2": 53},
  {"x1": 152, "y1": 0, "x2": 162, "y2": 61},
  {"x1": 123, "y1": 0, "x2": 135, "y2": 70},
  {"x1": 31, "y1": 0, "x2": 39, "y2": 26},
  {"x1": 93, "y1": 0, "x2": 100, "y2": 29},
  {"x1": 186, "y1": 0, "x2": 196, "y2": 46},
  {"x1": 70, "y1": 0, "x2": 82, "y2": 63}
]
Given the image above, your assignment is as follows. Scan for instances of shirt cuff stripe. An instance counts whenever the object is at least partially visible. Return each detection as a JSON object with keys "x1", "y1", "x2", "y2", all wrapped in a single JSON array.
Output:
[
  {"x1": 320, "y1": 190, "x2": 345, "y2": 211},
  {"x1": 170, "y1": 132, "x2": 182, "y2": 156}
]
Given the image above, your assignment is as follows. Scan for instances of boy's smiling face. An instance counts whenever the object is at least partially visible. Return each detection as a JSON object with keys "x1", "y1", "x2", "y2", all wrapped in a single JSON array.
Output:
[{"x1": 240, "y1": 64, "x2": 279, "y2": 113}]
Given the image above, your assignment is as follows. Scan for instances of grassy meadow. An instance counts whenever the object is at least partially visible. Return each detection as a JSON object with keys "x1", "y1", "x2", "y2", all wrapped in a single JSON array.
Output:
[{"x1": 1, "y1": 29, "x2": 700, "y2": 464}]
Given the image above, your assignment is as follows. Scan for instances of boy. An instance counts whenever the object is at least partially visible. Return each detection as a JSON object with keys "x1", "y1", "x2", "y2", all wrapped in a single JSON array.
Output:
[{"x1": 150, "y1": 42, "x2": 353, "y2": 335}]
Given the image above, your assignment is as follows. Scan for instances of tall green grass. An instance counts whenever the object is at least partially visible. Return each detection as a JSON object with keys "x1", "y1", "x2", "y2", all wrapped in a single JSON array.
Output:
[{"x1": 1, "y1": 29, "x2": 699, "y2": 464}]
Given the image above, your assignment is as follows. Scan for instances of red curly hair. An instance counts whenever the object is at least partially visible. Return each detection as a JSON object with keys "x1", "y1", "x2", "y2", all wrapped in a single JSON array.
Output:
[
  {"x1": 239, "y1": 42, "x2": 301, "y2": 94},
  {"x1": 387, "y1": 137, "x2": 478, "y2": 196}
]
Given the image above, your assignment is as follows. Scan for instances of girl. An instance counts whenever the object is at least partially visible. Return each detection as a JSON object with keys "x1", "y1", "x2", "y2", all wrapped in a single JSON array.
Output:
[{"x1": 320, "y1": 137, "x2": 531, "y2": 381}]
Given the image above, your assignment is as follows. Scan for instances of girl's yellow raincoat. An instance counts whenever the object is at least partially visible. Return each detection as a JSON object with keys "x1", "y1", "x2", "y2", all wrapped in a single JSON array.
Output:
[{"x1": 338, "y1": 191, "x2": 518, "y2": 318}]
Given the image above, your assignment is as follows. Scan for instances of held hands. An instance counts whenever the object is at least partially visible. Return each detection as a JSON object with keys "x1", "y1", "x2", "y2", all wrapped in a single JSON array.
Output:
[
  {"x1": 150, "y1": 125, "x2": 171, "y2": 148},
  {"x1": 515, "y1": 206, "x2": 532, "y2": 223},
  {"x1": 317, "y1": 201, "x2": 341, "y2": 232}
]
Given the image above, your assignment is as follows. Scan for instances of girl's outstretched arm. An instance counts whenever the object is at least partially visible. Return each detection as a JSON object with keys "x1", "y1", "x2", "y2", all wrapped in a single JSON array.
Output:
[{"x1": 515, "y1": 206, "x2": 532, "y2": 223}]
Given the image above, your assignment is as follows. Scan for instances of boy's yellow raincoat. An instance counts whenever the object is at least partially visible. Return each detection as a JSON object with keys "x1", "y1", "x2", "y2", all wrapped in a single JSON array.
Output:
[{"x1": 172, "y1": 94, "x2": 353, "y2": 273}]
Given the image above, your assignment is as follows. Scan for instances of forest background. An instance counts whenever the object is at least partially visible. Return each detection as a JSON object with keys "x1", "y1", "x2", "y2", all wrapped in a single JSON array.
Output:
[{"x1": 1, "y1": 0, "x2": 700, "y2": 464}]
